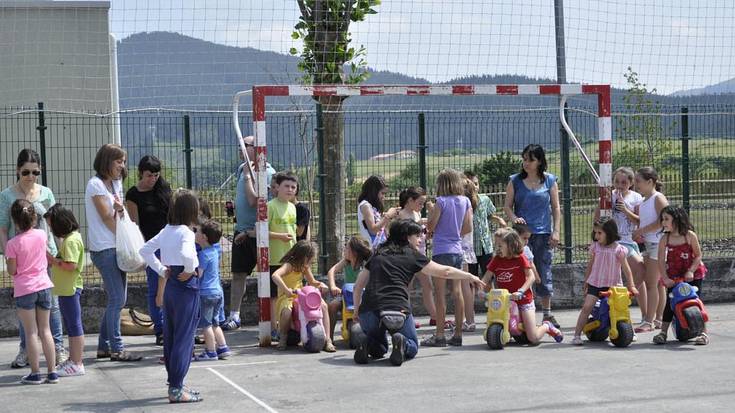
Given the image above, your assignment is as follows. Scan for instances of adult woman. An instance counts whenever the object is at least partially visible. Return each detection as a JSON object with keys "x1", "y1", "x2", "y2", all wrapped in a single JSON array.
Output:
[
  {"x1": 85, "y1": 144, "x2": 141, "y2": 361},
  {"x1": 0, "y1": 149, "x2": 66, "y2": 368},
  {"x1": 352, "y1": 219, "x2": 485, "y2": 366},
  {"x1": 503, "y1": 144, "x2": 562, "y2": 328},
  {"x1": 125, "y1": 155, "x2": 171, "y2": 345}
]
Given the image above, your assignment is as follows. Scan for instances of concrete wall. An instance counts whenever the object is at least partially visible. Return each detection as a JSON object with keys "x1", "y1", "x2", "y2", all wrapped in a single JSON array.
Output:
[{"x1": 2, "y1": 257, "x2": 735, "y2": 337}]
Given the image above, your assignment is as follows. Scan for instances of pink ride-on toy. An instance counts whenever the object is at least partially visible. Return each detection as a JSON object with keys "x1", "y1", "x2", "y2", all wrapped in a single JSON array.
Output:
[{"x1": 291, "y1": 286, "x2": 327, "y2": 352}]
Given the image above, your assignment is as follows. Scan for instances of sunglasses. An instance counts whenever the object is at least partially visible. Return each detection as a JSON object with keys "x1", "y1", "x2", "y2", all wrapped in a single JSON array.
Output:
[{"x1": 21, "y1": 170, "x2": 41, "y2": 176}]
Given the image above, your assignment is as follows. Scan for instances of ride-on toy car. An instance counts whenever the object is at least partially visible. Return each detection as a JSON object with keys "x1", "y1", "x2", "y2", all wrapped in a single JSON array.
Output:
[
  {"x1": 291, "y1": 285, "x2": 327, "y2": 352},
  {"x1": 668, "y1": 278, "x2": 708, "y2": 341},
  {"x1": 340, "y1": 283, "x2": 362, "y2": 348},
  {"x1": 484, "y1": 289, "x2": 530, "y2": 349},
  {"x1": 582, "y1": 286, "x2": 635, "y2": 347}
]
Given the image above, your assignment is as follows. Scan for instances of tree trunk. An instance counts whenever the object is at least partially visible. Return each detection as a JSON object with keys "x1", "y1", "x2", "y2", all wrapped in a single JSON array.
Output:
[{"x1": 319, "y1": 95, "x2": 345, "y2": 271}]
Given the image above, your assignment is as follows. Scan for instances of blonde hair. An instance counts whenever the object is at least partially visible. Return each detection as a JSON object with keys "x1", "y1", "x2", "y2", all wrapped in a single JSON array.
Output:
[
  {"x1": 494, "y1": 227, "x2": 524, "y2": 258},
  {"x1": 613, "y1": 167, "x2": 635, "y2": 189},
  {"x1": 463, "y1": 177, "x2": 478, "y2": 210},
  {"x1": 435, "y1": 168, "x2": 464, "y2": 196}
]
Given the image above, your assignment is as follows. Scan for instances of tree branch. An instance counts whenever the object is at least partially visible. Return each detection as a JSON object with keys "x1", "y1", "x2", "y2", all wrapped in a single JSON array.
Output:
[
  {"x1": 341, "y1": 0, "x2": 356, "y2": 32},
  {"x1": 297, "y1": 0, "x2": 310, "y2": 20}
]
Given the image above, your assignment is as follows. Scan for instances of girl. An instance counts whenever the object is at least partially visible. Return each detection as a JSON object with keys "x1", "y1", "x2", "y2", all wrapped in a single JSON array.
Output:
[
  {"x1": 572, "y1": 218, "x2": 638, "y2": 345},
  {"x1": 460, "y1": 178, "x2": 479, "y2": 332},
  {"x1": 44, "y1": 204, "x2": 86, "y2": 376},
  {"x1": 140, "y1": 189, "x2": 202, "y2": 403},
  {"x1": 423, "y1": 169, "x2": 472, "y2": 347},
  {"x1": 654, "y1": 206, "x2": 708, "y2": 345},
  {"x1": 397, "y1": 187, "x2": 437, "y2": 326},
  {"x1": 327, "y1": 236, "x2": 372, "y2": 340},
  {"x1": 357, "y1": 175, "x2": 399, "y2": 247},
  {"x1": 272, "y1": 240, "x2": 336, "y2": 352},
  {"x1": 464, "y1": 171, "x2": 505, "y2": 277},
  {"x1": 480, "y1": 228, "x2": 564, "y2": 345},
  {"x1": 5, "y1": 199, "x2": 57, "y2": 384},
  {"x1": 595, "y1": 167, "x2": 647, "y2": 324},
  {"x1": 632, "y1": 167, "x2": 669, "y2": 333}
]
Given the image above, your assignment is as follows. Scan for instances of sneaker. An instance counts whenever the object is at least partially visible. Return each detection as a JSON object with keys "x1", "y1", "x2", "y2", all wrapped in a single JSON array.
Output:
[
  {"x1": 544, "y1": 321, "x2": 564, "y2": 343},
  {"x1": 653, "y1": 332, "x2": 667, "y2": 345},
  {"x1": 216, "y1": 346, "x2": 232, "y2": 359},
  {"x1": 694, "y1": 333, "x2": 709, "y2": 346},
  {"x1": 155, "y1": 334, "x2": 164, "y2": 346},
  {"x1": 194, "y1": 335, "x2": 205, "y2": 345},
  {"x1": 389, "y1": 333, "x2": 406, "y2": 366},
  {"x1": 571, "y1": 336, "x2": 583, "y2": 346},
  {"x1": 543, "y1": 315, "x2": 561, "y2": 329},
  {"x1": 447, "y1": 335, "x2": 463, "y2": 347},
  {"x1": 193, "y1": 351, "x2": 218, "y2": 361},
  {"x1": 270, "y1": 330, "x2": 280, "y2": 343},
  {"x1": 57, "y1": 360, "x2": 85, "y2": 377},
  {"x1": 45, "y1": 371, "x2": 59, "y2": 384},
  {"x1": 221, "y1": 316, "x2": 241, "y2": 331},
  {"x1": 635, "y1": 321, "x2": 654, "y2": 333},
  {"x1": 21, "y1": 372, "x2": 44, "y2": 385},
  {"x1": 421, "y1": 334, "x2": 447, "y2": 347},
  {"x1": 55, "y1": 347, "x2": 68, "y2": 366},
  {"x1": 11, "y1": 348, "x2": 28, "y2": 369},
  {"x1": 462, "y1": 322, "x2": 476, "y2": 332},
  {"x1": 414, "y1": 321, "x2": 421, "y2": 329}
]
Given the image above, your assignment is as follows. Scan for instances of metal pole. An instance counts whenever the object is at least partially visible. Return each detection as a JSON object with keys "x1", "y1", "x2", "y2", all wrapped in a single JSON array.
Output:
[
  {"x1": 554, "y1": 0, "x2": 567, "y2": 84},
  {"x1": 681, "y1": 107, "x2": 690, "y2": 214},
  {"x1": 183, "y1": 115, "x2": 192, "y2": 189},
  {"x1": 36, "y1": 102, "x2": 48, "y2": 186},
  {"x1": 316, "y1": 103, "x2": 328, "y2": 274},
  {"x1": 418, "y1": 113, "x2": 427, "y2": 211},
  {"x1": 554, "y1": 0, "x2": 572, "y2": 263}
]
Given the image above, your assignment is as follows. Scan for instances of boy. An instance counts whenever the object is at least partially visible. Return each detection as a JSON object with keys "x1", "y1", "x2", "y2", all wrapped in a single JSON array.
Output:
[
  {"x1": 268, "y1": 172, "x2": 298, "y2": 338},
  {"x1": 512, "y1": 223, "x2": 541, "y2": 286},
  {"x1": 194, "y1": 219, "x2": 232, "y2": 360}
]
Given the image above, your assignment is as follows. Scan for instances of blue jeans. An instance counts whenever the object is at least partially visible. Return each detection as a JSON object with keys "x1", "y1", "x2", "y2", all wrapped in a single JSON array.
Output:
[
  {"x1": 91, "y1": 248, "x2": 127, "y2": 353},
  {"x1": 146, "y1": 265, "x2": 164, "y2": 336},
  {"x1": 19, "y1": 288, "x2": 63, "y2": 350},
  {"x1": 529, "y1": 233, "x2": 554, "y2": 298},
  {"x1": 358, "y1": 310, "x2": 419, "y2": 360}
]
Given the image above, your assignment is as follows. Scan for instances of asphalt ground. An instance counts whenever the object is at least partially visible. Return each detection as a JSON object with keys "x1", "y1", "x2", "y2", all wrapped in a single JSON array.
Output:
[{"x1": 1, "y1": 304, "x2": 734, "y2": 413}]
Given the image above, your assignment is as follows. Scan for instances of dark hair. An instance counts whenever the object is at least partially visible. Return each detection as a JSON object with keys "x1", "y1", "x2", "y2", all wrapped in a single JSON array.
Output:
[
  {"x1": 660, "y1": 205, "x2": 694, "y2": 236},
  {"x1": 495, "y1": 227, "x2": 524, "y2": 257},
  {"x1": 43, "y1": 204, "x2": 79, "y2": 238},
  {"x1": 636, "y1": 166, "x2": 663, "y2": 192},
  {"x1": 168, "y1": 189, "x2": 199, "y2": 226},
  {"x1": 16, "y1": 148, "x2": 42, "y2": 180},
  {"x1": 358, "y1": 175, "x2": 387, "y2": 212},
  {"x1": 512, "y1": 223, "x2": 532, "y2": 236},
  {"x1": 93, "y1": 144, "x2": 127, "y2": 180},
  {"x1": 346, "y1": 236, "x2": 372, "y2": 267},
  {"x1": 198, "y1": 196, "x2": 212, "y2": 220},
  {"x1": 199, "y1": 219, "x2": 223, "y2": 245},
  {"x1": 592, "y1": 217, "x2": 621, "y2": 245},
  {"x1": 10, "y1": 199, "x2": 36, "y2": 232},
  {"x1": 398, "y1": 186, "x2": 426, "y2": 208},
  {"x1": 273, "y1": 171, "x2": 298, "y2": 186},
  {"x1": 519, "y1": 144, "x2": 548, "y2": 182},
  {"x1": 137, "y1": 155, "x2": 172, "y2": 211},
  {"x1": 376, "y1": 219, "x2": 423, "y2": 255},
  {"x1": 280, "y1": 240, "x2": 316, "y2": 272},
  {"x1": 463, "y1": 170, "x2": 477, "y2": 179}
]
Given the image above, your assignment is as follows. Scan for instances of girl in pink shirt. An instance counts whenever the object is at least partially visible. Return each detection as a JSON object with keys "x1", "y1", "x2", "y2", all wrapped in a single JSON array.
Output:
[
  {"x1": 4, "y1": 199, "x2": 57, "y2": 384},
  {"x1": 572, "y1": 217, "x2": 638, "y2": 345}
]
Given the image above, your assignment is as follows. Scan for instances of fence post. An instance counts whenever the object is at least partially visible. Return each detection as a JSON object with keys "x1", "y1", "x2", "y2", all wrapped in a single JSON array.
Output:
[
  {"x1": 418, "y1": 112, "x2": 427, "y2": 199},
  {"x1": 316, "y1": 103, "x2": 328, "y2": 274},
  {"x1": 560, "y1": 105, "x2": 573, "y2": 264},
  {"x1": 36, "y1": 102, "x2": 48, "y2": 186},
  {"x1": 681, "y1": 107, "x2": 690, "y2": 214},
  {"x1": 183, "y1": 114, "x2": 192, "y2": 189}
]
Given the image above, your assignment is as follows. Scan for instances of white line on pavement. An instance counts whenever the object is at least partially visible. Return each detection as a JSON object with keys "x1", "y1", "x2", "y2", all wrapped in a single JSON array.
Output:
[
  {"x1": 207, "y1": 367, "x2": 279, "y2": 413},
  {"x1": 189, "y1": 360, "x2": 277, "y2": 369}
]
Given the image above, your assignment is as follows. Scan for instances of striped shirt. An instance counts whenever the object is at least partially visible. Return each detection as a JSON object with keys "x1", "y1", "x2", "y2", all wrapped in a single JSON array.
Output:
[{"x1": 587, "y1": 242, "x2": 627, "y2": 288}]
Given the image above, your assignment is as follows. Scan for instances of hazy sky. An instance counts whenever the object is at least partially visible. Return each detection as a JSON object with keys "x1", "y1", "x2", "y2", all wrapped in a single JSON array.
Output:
[{"x1": 99, "y1": 0, "x2": 733, "y2": 94}]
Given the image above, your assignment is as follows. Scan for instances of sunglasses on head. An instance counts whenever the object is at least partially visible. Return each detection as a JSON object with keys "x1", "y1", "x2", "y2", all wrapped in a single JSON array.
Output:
[{"x1": 21, "y1": 170, "x2": 41, "y2": 176}]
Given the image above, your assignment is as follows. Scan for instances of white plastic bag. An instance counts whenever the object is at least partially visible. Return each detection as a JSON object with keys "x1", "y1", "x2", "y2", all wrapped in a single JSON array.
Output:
[{"x1": 116, "y1": 210, "x2": 146, "y2": 272}]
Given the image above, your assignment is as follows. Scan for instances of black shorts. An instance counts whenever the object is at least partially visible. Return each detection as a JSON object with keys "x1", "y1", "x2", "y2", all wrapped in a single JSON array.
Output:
[
  {"x1": 586, "y1": 284, "x2": 610, "y2": 298},
  {"x1": 269, "y1": 265, "x2": 281, "y2": 298},
  {"x1": 231, "y1": 230, "x2": 257, "y2": 274}
]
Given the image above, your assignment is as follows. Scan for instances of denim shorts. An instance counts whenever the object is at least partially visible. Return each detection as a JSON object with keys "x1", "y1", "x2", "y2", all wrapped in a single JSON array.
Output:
[
  {"x1": 618, "y1": 241, "x2": 641, "y2": 258},
  {"x1": 16, "y1": 288, "x2": 52, "y2": 310},
  {"x1": 432, "y1": 253, "x2": 463, "y2": 269},
  {"x1": 199, "y1": 294, "x2": 224, "y2": 328},
  {"x1": 642, "y1": 242, "x2": 659, "y2": 260}
]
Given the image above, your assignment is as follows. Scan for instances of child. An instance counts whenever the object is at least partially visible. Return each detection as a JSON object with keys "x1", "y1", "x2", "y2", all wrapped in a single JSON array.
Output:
[
  {"x1": 193, "y1": 219, "x2": 232, "y2": 360},
  {"x1": 327, "y1": 236, "x2": 372, "y2": 340},
  {"x1": 272, "y1": 241, "x2": 336, "y2": 352},
  {"x1": 513, "y1": 223, "x2": 541, "y2": 285},
  {"x1": 268, "y1": 171, "x2": 298, "y2": 339},
  {"x1": 632, "y1": 167, "x2": 669, "y2": 333},
  {"x1": 357, "y1": 175, "x2": 399, "y2": 247},
  {"x1": 572, "y1": 218, "x2": 638, "y2": 345},
  {"x1": 293, "y1": 182, "x2": 311, "y2": 241},
  {"x1": 595, "y1": 167, "x2": 647, "y2": 324},
  {"x1": 460, "y1": 178, "x2": 478, "y2": 332},
  {"x1": 481, "y1": 228, "x2": 563, "y2": 344},
  {"x1": 464, "y1": 171, "x2": 506, "y2": 276},
  {"x1": 140, "y1": 190, "x2": 202, "y2": 403},
  {"x1": 423, "y1": 169, "x2": 472, "y2": 347},
  {"x1": 397, "y1": 187, "x2": 437, "y2": 326},
  {"x1": 5, "y1": 199, "x2": 57, "y2": 384},
  {"x1": 44, "y1": 204, "x2": 86, "y2": 376},
  {"x1": 654, "y1": 206, "x2": 708, "y2": 345}
]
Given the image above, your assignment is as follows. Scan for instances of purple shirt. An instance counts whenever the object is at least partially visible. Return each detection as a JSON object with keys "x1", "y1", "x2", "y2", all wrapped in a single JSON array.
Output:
[{"x1": 432, "y1": 195, "x2": 470, "y2": 255}]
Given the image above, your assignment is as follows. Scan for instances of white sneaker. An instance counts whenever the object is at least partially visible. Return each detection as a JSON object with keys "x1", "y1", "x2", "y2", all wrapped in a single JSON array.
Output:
[
  {"x1": 11, "y1": 348, "x2": 28, "y2": 368},
  {"x1": 56, "y1": 360, "x2": 85, "y2": 377}
]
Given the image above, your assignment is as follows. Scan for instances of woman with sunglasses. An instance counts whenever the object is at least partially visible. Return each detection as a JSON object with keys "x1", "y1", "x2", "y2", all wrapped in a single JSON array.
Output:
[{"x1": 0, "y1": 148, "x2": 67, "y2": 369}]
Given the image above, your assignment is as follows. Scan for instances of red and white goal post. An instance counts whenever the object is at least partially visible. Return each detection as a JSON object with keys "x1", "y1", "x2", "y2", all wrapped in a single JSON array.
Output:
[{"x1": 233, "y1": 84, "x2": 612, "y2": 346}]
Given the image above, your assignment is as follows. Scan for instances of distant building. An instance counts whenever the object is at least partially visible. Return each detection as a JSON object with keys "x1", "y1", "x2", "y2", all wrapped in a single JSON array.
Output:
[{"x1": 369, "y1": 150, "x2": 416, "y2": 161}]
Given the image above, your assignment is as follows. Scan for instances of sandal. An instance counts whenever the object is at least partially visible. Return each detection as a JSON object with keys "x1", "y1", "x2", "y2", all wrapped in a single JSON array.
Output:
[
  {"x1": 324, "y1": 340, "x2": 337, "y2": 353},
  {"x1": 110, "y1": 350, "x2": 143, "y2": 362},
  {"x1": 634, "y1": 322, "x2": 653, "y2": 333},
  {"x1": 652, "y1": 332, "x2": 667, "y2": 345},
  {"x1": 168, "y1": 387, "x2": 203, "y2": 403},
  {"x1": 653, "y1": 319, "x2": 663, "y2": 329},
  {"x1": 462, "y1": 322, "x2": 476, "y2": 332},
  {"x1": 694, "y1": 333, "x2": 709, "y2": 346},
  {"x1": 444, "y1": 320, "x2": 456, "y2": 330}
]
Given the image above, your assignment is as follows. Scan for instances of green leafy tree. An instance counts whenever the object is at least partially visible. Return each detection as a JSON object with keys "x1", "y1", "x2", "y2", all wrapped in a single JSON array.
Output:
[
  {"x1": 346, "y1": 152, "x2": 356, "y2": 185},
  {"x1": 472, "y1": 151, "x2": 519, "y2": 188},
  {"x1": 290, "y1": 0, "x2": 380, "y2": 270}
]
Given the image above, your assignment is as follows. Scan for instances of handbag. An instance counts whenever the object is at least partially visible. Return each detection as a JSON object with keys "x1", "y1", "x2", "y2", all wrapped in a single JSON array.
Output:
[
  {"x1": 120, "y1": 307, "x2": 155, "y2": 336},
  {"x1": 115, "y1": 209, "x2": 147, "y2": 272}
]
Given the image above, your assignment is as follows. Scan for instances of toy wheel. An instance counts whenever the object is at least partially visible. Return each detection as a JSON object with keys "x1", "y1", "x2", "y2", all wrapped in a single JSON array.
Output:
[
  {"x1": 610, "y1": 321, "x2": 634, "y2": 348},
  {"x1": 486, "y1": 324, "x2": 504, "y2": 350},
  {"x1": 286, "y1": 330, "x2": 300, "y2": 346},
  {"x1": 304, "y1": 321, "x2": 326, "y2": 353},
  {"x1": 679, "y1": 307, "x2": 705, "y2": 341},
  {"x1": 512, "y1": 333, "x2": 530, "y2": 345},
  {"x1": 347, "y1": 320, "x2": 360, "y2": 349},
  {"x1": 584, "y1": 317, "x2": 609, "y2": 342}
]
